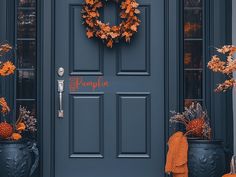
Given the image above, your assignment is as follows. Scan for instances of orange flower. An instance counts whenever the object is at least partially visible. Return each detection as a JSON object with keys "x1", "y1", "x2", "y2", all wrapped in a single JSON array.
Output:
[
  {"x1": 0, "y1": 43, "x2": 12, "y2": 56},
  {"x1": 16, "y1": 122, "x2": 26, "y2": 132},
  {"x1": 0, "y1": 61, "x2": 16, "y2": 76},
  {"x1": 0, "y1": 97, "x2": 10, "y2": 115},
  {"x1": 11, "y1": 133, "x2": 22, "y2": 141}
]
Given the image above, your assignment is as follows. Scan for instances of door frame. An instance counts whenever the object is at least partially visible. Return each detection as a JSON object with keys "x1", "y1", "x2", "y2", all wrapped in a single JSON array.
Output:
[{"x1": 39, "y1": 0, "x2": 186, "y2": 177}]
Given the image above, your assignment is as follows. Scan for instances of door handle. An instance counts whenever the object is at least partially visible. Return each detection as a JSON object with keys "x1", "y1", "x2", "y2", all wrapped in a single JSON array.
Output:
[{"x1": 58, "y1": 80, "x2": 64, "y2": 118}]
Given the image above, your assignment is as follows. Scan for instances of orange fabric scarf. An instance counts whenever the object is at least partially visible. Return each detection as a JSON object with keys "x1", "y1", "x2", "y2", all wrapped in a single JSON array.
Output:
[
  {"x1": 165, "y1": 132, "x2": 188, "y2": 177},
  {"x1": 222, "y1": 174, "x2": 236, "y2": 177}
]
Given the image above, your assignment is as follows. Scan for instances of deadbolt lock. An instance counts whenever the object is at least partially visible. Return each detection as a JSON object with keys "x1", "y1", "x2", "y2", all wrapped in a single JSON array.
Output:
[{"x1": 57, "y1": 67, "x2": 64, "y2": 77}]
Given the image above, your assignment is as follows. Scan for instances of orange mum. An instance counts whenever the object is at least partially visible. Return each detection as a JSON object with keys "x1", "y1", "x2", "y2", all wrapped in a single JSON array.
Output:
[
  {"x1": 0, "y1": 97, "x2": 10, "y2": 115},
  {"x1": 0, "y1": 61, "x2": 16, "y2": 77}
]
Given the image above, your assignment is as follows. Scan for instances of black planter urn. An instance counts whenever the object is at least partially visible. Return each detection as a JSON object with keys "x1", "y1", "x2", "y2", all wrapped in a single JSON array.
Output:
[
  {"x1": 0, "y1": 140, "x2": 39, "y2": 177},
  {"x1": 188, "y1": 139, "x2": 226, "y2": 177}
]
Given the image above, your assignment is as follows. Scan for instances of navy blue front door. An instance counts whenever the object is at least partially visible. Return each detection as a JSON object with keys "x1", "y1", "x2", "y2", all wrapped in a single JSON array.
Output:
[{"x1": 54, "y1": 0, "x2": 165, "y2": 176}]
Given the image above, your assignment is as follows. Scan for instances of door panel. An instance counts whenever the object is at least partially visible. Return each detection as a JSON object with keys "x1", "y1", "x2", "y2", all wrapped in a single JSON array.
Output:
[
  {"x1": 55, "y1": 0, "x2": 165, "y2": 176},
  {"x1": 117, "y1": 93, "x2": 151, "y2": 158},
  {"x1": 69, "y1": 93, "x2": 104, "y2": 158},
  {"x1": 69, "y1": 5, "x2": 104, "y2": 75}
]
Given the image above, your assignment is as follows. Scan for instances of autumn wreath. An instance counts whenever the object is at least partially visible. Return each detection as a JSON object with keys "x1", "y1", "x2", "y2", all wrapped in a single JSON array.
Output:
[{"x1": 81, "y1": 0, "x2": 141, "y2": 48}]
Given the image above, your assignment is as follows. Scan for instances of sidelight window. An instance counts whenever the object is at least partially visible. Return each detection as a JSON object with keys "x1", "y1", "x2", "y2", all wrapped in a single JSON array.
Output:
[
  {"x1": 16, "y1": 0, "x2": 37, "y2": 122},
  {"x1": 15, "y1": 0, "x2": 38, "y2": 175},
  {"x1": 183, "y1": 0, "x2": 205, "y2": 107}
]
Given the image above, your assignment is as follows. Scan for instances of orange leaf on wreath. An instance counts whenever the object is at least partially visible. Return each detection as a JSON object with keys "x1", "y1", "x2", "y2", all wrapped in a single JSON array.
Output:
[
  {"x1": 131, "y1": 2, "x2": 139, "y2": 8},
  {"x1": 86, "y1": 30, "x2": 94, "y2": 38},
  {"x1": 88, "y1": 11, "x2": 99, "y2": 17},
  {"x1": 107, "y1": 40, "x2": 113, "y2": 48},
  {"x1": 121, "y1": 2, "x2": 127, "y2": 9},
  {"x1": 85, "y1": 20, "x2": 92, "y2": 27},
  {"x1": 100, "y1": 34, "x2": 107, "y2": 39},
  {"x1": 85, "y1": 0, "x2": 94, "y2": 5},
  {"x1": 110, "y1": 32, "x2": 120, "y2": 39},
  {"x1": 93, "y1": 2, "x2": 103, "y2": 8},
  {"x1": 125, "y1": 6, "x2": 131, "y2": 14},
  {"x1": 130, "y1": 25, "x2": 138, "y2": 32},
  {"x1": 134, "y1": 9, "x2": 140, "y2": 14},
  {"x1": 120, "y1": 12, "x2": 127, "y2": 18},
  {"x1": 102, "y1": 25, "x2": 111, "y2": 32}
]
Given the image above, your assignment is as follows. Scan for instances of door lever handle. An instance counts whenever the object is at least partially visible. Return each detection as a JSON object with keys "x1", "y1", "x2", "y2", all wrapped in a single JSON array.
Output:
[{"x1": 58, "y1": 80, "x2": 64, "y2": 118}]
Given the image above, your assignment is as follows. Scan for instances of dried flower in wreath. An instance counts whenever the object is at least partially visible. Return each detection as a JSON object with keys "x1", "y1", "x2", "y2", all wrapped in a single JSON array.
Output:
[
  {"x1": 208, "y1": 45, "x2": 236, "y2": 92},
  {"x1": 81, "y1": 0, "x2": 141, "y2": 48},
  {"x1": 170, "y1": 102, "x2": 211, "y2": 139}
]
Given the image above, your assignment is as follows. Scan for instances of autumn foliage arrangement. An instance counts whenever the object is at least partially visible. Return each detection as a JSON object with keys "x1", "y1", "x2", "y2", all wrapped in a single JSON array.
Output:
[
  {"x1": 81, "y1": 0, "x2": 141, "y2": 48},
  {"x1": 170, "y1": 102, "x2": 212, "y2": 139},
  {"x1": 0, "y1": 42, "x2": 37, "y2": 141},
  {"x1": 208, "y1": 45, "x2": 236, "y2": 92}
]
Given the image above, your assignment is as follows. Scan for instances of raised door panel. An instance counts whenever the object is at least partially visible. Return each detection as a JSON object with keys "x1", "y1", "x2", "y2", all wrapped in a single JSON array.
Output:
[
  {"x1": 69, "y1": 5, "x2": 104, "y2": 75},
  {"x1": 69, "y1": 93, "x2": 104, "y2": 158},
  {"x1": 117, "y1": 5, "x2": 150, "y2": 76},
  {"x1": 117, "y1": 93, "x2": 151, "y2": 158}
]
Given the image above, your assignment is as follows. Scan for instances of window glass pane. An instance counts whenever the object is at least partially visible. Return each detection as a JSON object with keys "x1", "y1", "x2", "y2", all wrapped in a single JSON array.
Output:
[
  {"x1": 184, "y1": 40, "x2": 203, "y2": 68},
  {"x1": 17, "y1": 9, "x2": 36, "y2": 38},
  {"x1": 184, "y1": 70, "x2": 203, "y2": 99},
  {"x1": 184, "y1": 0, "x2": 202, "y2": 7},
  {"x1": 18, "y1": 0, "x2": 36, "y2": 7},
  {"x1": 184, "y1": 9, "x2": 202, "y2": 38},
  {"x1": 17, "y1": 71, "x2": 36, "y2": 99},
  {"x1": 17, "y1": 40, "x2": 36, "y2": 68}
]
